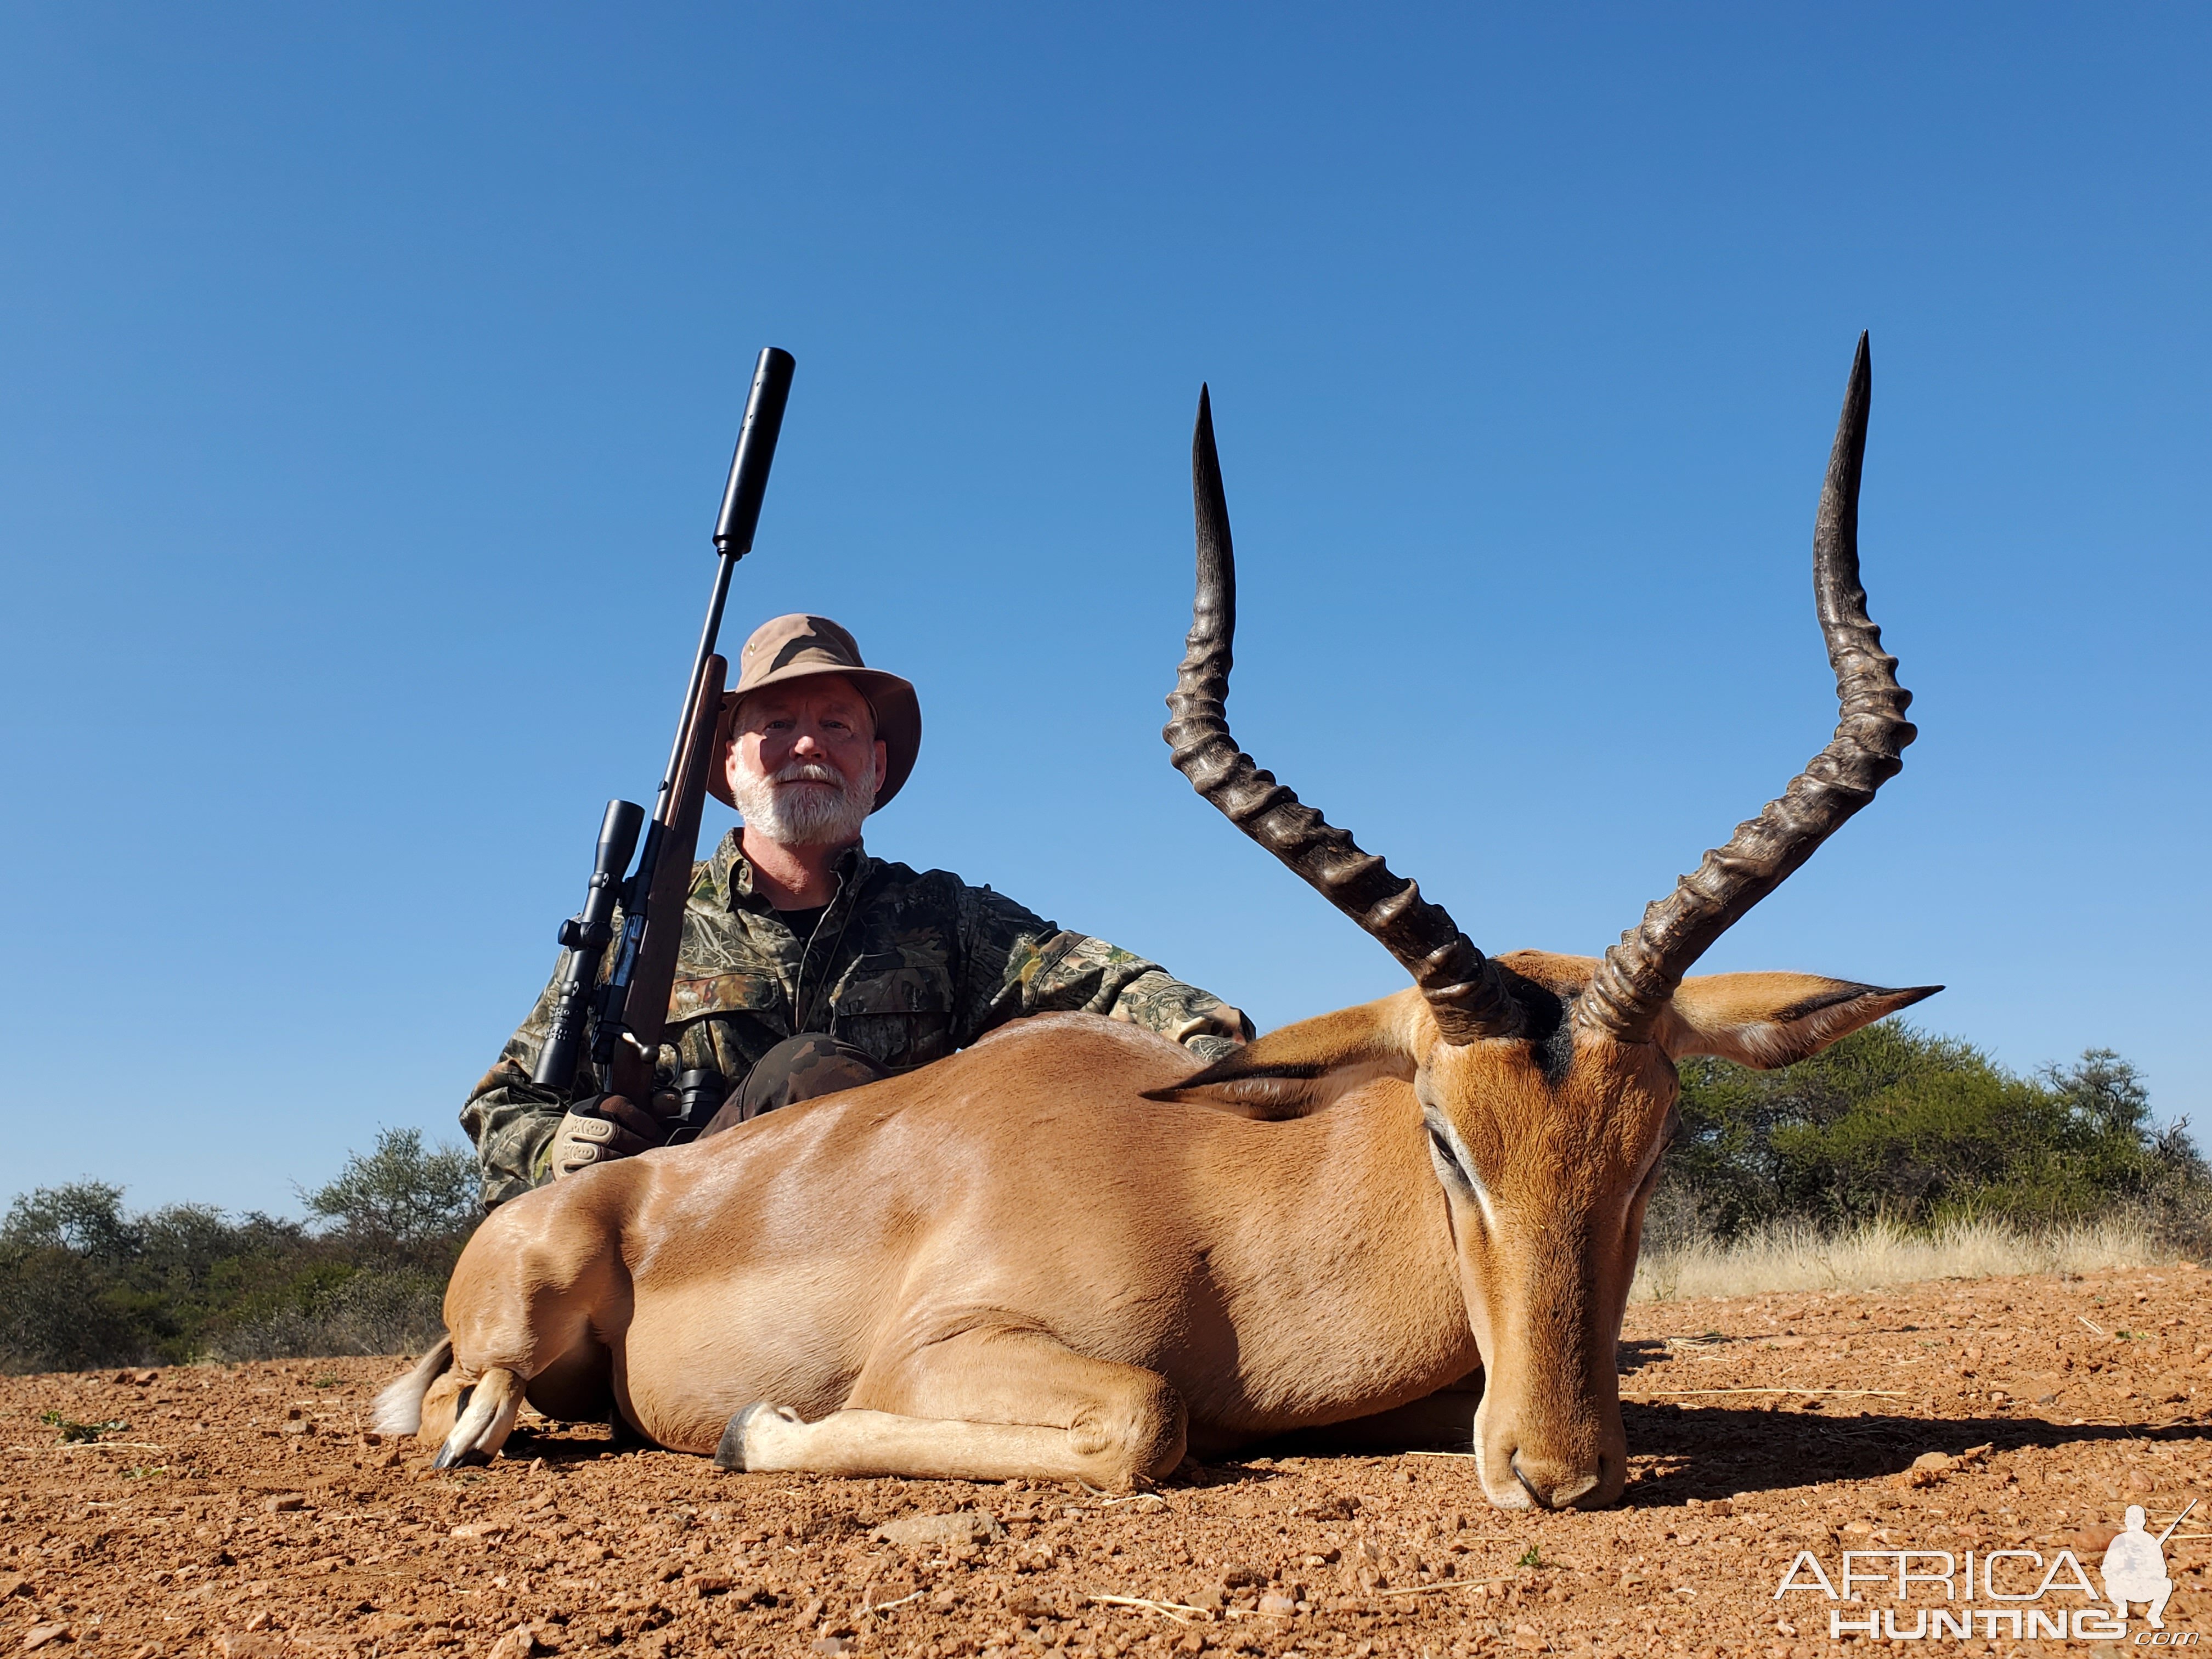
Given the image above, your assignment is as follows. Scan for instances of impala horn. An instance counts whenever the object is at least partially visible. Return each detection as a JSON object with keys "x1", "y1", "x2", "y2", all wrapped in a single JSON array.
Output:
[
  {"x1": 1164, "y1": 387, "x2": 1525, "y2": 1044},
  {"x1": 1579, "y1": 334, "x2": 1917, "y2": 1043}
]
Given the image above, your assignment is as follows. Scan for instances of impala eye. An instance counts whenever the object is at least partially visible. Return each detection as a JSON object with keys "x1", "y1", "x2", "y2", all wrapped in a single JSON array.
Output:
[{"x1": 1426, "y1": 1123, "x2": 1474, "y2": 1193}]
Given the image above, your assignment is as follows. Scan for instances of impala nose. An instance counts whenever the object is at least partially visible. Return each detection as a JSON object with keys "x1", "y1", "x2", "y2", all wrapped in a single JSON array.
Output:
[{"x1": 1510, "y1": 1454, "x2": 1604, "y2": 1510}]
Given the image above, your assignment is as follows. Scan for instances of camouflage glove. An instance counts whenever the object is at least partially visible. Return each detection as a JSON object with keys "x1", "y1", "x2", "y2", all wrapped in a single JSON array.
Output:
[{"x1": 548, "y1": 1094, "x2": 672, "y2": 1178}]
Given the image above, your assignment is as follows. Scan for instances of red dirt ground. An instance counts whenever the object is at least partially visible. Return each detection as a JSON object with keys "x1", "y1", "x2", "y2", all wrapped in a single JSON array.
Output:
[{"x1": 5, "y1": 1265, "x2": 2208, "y2": 1658}]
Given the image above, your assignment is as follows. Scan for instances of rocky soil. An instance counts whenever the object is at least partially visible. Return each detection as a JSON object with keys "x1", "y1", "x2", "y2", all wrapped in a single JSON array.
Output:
[{"x1": 5, "y1": 1265, "x2": 2209, "y2": 1659}]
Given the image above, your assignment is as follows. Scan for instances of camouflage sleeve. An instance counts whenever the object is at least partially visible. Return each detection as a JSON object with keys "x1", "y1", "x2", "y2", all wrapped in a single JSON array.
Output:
[
  {"x1": 952, "y1": 884, "x2": 1253, "y2": 1059},
  {"x1": 457, "y1": 963, "x2": 583, "y2": 1211}
]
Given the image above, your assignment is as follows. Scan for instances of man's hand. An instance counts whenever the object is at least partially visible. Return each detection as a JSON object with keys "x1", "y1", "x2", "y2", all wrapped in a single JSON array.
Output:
[{"x1": 548, "y1": 1094, "x2": 674, "y2": 1178}]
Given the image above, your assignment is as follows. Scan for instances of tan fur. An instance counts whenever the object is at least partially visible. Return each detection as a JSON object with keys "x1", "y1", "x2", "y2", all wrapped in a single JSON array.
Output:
[{"x1": 416, "y1": 964, "x2": 1922, "y2": 1506}]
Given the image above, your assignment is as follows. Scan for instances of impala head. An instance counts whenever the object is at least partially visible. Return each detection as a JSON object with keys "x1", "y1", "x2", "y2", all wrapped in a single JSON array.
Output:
[{"x1": 1154, "y1": 337, "x2": 1937, "y2": 1510}]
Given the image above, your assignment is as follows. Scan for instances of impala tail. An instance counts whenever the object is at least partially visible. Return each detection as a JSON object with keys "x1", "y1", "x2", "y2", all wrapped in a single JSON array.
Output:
[{"x1": 371, "y1": 1335, "x2": 454, "y2": 1437}]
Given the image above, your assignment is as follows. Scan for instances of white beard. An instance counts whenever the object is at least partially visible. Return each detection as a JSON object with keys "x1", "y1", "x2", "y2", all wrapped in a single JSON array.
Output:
[{"x1": 729, "y1": 753, "x2": 878, "y2": 847}]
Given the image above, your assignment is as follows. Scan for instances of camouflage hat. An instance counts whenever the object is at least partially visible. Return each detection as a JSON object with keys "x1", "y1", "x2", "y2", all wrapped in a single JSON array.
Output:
[{"x1": 709, "y1": 614, "x2": 922, "y2": 810}]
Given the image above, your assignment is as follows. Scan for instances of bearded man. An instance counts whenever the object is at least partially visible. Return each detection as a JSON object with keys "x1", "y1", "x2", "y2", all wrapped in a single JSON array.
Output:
[{"x1": 462, "y1": 613, "x2": 1251, "y2": 1208}]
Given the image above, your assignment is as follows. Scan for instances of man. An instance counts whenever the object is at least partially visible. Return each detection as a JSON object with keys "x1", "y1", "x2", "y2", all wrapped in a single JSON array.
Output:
[
  {"x1": 462, "y1": 613, "x2": 1251, "y2": 1207},
  {"x1": 2101, "y1": 1505, "x2": 2175, "y2": 1629}
]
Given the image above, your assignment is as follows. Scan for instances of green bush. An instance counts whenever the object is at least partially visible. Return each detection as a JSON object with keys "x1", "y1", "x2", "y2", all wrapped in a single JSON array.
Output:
[
  {"x1": 0, "y1": 1128, "x2": 479, "y2": 1373},
  {"x1": 301, "y1": 1128, "x2": 477, "y2": 1266},
  {"x1": 1658, "y1": 1024, "x2": 2204, "y2": 1242}
]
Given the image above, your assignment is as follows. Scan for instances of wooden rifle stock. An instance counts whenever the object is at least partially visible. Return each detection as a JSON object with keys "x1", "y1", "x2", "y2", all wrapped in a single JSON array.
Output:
[{"x1": 606, "y1": 652, "x2": 727, "y2": 1105}]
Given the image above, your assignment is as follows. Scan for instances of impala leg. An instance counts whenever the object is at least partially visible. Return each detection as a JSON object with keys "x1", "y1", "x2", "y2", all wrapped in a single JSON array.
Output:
[
  {"x1": 714, "y1": 1328, "x2": 1187, "y2": 1490},
  {"x1": 432, "y1": 1367, "x2": 526, "y2": 1468}
]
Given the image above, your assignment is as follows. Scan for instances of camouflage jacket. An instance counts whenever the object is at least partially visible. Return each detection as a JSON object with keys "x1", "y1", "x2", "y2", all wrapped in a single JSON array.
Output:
[{"x1": 461, "y1": 831, "x2": 1251, "y2": 1208}]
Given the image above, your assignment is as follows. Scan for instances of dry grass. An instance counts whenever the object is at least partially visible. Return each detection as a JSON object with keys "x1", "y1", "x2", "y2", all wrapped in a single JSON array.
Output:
[{"x1": 1630, "y1": 1214, "x2": 2175, "y2": 1301}]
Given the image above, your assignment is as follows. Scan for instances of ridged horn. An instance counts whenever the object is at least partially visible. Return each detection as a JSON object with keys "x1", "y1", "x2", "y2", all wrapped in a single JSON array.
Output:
[
  {"x1": 1163, "y1": 386, "x2": 1525, "y2": 1044},
  {"x1": 1579, "y1": 334, "x2": 1917, "y2": 1043}
]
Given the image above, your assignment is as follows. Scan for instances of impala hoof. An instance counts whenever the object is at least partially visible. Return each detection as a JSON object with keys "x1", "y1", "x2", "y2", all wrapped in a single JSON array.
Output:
[
  {"x1": 433, "y1": 1383, "x2": 488, "y2": 1469},
  {"x1": 714, "y1": 1402, "x2": 772, "y2": 1471}
]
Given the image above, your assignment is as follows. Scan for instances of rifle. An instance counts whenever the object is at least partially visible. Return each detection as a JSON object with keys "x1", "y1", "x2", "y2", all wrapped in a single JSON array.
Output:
[
  {"x1": 2156, "y1": 1499, "x2": 2198, "y2": 1548},
  {"x1": 531, "y1": 346, "x2": 797, "y2": 1131}
]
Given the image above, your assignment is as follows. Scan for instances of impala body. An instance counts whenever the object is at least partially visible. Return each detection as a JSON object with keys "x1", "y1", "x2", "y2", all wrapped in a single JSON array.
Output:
[{"x1": 386, "y1": 337, "x2": 1932, "y2": 1509}]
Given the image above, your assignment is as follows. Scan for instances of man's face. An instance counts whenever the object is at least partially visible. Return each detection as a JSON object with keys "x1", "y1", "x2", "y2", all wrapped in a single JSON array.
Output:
[{"x1": 725, "y1": 674, "x2": 887, "y2": 848}]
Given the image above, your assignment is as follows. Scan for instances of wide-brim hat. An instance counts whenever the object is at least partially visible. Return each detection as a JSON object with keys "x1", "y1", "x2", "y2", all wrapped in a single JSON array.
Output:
[{"x1": 709, "y1": 613, "x2": 922, "y2": 811}]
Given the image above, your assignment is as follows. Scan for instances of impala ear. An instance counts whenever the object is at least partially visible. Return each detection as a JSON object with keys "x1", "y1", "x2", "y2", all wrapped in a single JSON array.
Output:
[
  {"x1": 1142, "y1": 992, "x2": 1427, "y2": 1119},
  {"x1": 1654, "y1": 973, "x2": 1942, "y2": 1070}
]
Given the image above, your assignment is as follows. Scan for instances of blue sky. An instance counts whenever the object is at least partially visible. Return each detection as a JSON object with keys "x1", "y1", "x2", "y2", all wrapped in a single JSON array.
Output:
[{"x1": 3, "y1": 7, "x2": 2206, "y2": 1212}]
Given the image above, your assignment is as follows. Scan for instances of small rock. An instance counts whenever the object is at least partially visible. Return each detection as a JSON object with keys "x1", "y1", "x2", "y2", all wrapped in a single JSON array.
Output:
[
  {"x1": 280, "y1": 1419, "x2": 312, "y2": 1436},
  {"x1": 261, "y1": 1494, "x2": 307, "y2": 1513},
  {"x1": 1184, "y1": 1587, "x2": 1224, "y2": 1611},
  {"x1": 450, "y1": 1521, "x2": 507, "y2": 1539},
  {"x1": 872, "y1": 1510, "x2": 1007, "y2": 1549},
  {"x1": 1256, "y1": 1592, "x2": 1299, "y2": 1617},
  {"x1": 690, "y1": 1573, "x2": 733, "y2": 1597},
  {"x1": 21, "y1": 1626, "x2": 71, "y2": 1653},
  {"x1": 810, "y1": 1641, "x2": 852, "y2": 1657},
  {"x1": 485, "y1": 1626, "x2": 539, "y2": 1659},
  {"x1": 1899, "y1": 1451, "x2": 1955, "y2": 1489},
  {"x1": 0, "y1": 1575, "x2": 27, "y2": 1601}
]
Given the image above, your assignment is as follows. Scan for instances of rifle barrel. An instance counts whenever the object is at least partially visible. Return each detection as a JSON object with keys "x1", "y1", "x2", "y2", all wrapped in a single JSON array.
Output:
[
  {"x1": 716, "y1": 347, "x2": 797, "y2": 557},
  {"x1": 656, "y1": 346, "x2": 796, "y2": 824},
  {"x1": 2156, "y1": 1498, "x2": 2198, "y2": 1546}
]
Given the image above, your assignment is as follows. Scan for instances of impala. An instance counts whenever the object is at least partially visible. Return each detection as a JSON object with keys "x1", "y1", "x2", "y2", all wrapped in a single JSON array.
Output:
[{"x1": 384, "y1": 336, "x2": 1931, "y2": 1509}]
